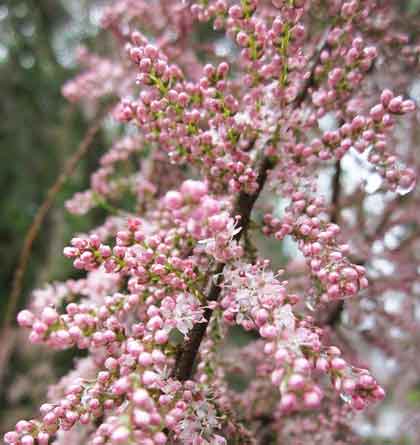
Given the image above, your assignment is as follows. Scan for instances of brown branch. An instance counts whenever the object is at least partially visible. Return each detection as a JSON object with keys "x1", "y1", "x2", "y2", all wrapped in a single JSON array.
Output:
[
  {"x1": 0, "y1": 106, "x2": 109, "y2": 384},
  {"x1": 330, "y1": 160, "x2": 342, "y2": 225},
  {"x1": 323, "y1": 160, "x2": 344, "y2": 327},
  {"x1": 174, "y1": 29, "x2": 332, "y2": 381},
  {"x1": 367, "y1": 194, "x2": 405, "y2": 242},
  {"x1": 293, "y1": 26, "x2": 331, "y2": 105},
  {"x1": 174, "y1": 156, "x2": 273, "y2": 380}
]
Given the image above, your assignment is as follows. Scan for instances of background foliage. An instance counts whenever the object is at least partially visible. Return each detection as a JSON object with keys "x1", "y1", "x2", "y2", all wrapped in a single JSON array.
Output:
[{"x1": 0, "y1": 0, "x2": 108, "y2": 429}]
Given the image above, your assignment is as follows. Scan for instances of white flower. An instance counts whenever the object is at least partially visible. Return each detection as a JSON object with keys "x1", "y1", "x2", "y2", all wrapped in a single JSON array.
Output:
[
  {"x1": 178, "y1": 399, "x2": 223, "y2": 445},
  {"x1": 273, "y1": 304, "x2": 295, "y2": 331},
  {"x1": 162, "y1": 293, "x2": 204, "y2": 336},
  {"x1": 222, "y1": 262, "x2": 287, "y2": 324}
]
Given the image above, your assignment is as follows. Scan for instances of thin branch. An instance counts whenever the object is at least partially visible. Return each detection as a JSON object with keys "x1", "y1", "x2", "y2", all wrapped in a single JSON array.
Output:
[
  {"x1": 326, "y1": 160, "x2": 343, "y2": 326},
  {"x1": 0, "y1": 106, "x2": 110, "y2": 384},
  {"x1": 174, "y1": 29, "x2": 331, "y2": 381},
  {"x1": 330, "y1": 160, "x2": 342, "y2": 225},
  {"x1": 367, "y1": 194, "x2": 405, "y2": 242},
  {"x1": 324, "y1": 160, "x2": 343, "y2": 327},
  {"x1": 174, "y1": 157, "x2": 273, "y2": 380}
]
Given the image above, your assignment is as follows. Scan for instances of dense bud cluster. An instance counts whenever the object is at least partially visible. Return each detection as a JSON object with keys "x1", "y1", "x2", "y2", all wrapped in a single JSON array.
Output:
[{"x1": 6, "y1": 1, "x2": 420, "y2": 444}]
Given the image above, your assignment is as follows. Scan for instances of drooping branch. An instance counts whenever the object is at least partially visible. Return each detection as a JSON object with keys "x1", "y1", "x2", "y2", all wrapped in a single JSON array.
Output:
[{"x1": 0, "y1": 106, "x2": 110, "y2": 384}]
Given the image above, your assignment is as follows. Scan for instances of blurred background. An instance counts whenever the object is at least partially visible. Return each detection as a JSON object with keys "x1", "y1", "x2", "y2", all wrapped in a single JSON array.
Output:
[
  {"x1": 0, "y1": 0, "x2": 111, "y2": 431},
  {"x1": 2, "y1": 0, "x2": 420, "y2": 443}
]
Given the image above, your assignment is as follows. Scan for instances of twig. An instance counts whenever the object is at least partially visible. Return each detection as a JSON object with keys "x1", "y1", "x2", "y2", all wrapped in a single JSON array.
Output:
[
  {"x1": 324, "y1": 160, "x2": 344, "y2": 327},
  {"x1": 330, "y1": 160, "x2": 342, "y2": 225},
  {"x1": 174, "y1": 157, "x2": 273, "y2": 380},
  {"x1": 174, "y1": 29, "x2": 331, "y2": 381},
  {"x1": 0, "y1": 106, "x2": 109, "y2": 383}
]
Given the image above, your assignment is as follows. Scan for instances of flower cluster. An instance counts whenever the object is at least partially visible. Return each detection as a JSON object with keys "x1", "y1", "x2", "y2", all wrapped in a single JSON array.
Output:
[
  {"x1": 312, "y1": 91, "x2": 416, "y2": 191},
  {"x1": 220, "y1": 261, "x2": 384, "y2": 412},
  {"x1": 263, "y1": 195, "x2": 368, "y2": 304},
  {"x1": 6, "y1": 1, "x2": 420, "y2": 444}
]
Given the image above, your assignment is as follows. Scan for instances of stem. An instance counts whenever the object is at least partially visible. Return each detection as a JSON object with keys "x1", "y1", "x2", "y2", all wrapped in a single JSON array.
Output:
[
  {"x1": 330, "y1": 160, "x2": 342, "y2": 225},
  {"x1": 0, "y1": 105, "x2": 110, "y2": 384},
  {"x1": 325, "y1": 160, "x2": 343, "y2": 327},
  {"x1": 174, "y1": 29, "x2": 332, "y2": 381},
  {"x1": 174, "y1": 157, "x2": 273, "y2": 380}
]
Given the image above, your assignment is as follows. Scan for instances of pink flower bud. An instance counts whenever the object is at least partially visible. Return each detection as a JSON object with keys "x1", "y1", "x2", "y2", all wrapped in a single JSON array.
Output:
[
  {"x1": 111, "y1": 427, "x2": 130, "y2": 444},
  {"x1": 236, "y1": 32, "x2": 249, "y2": 47},
  {"x1": 294, "y1": 358, "x2": 311, "y2": 374},
  {"x1": 41, "y1": 307, "x2": 59, "y2": 325},
  {"x1": 260, "y1": 324, "x2": 278, "y2": 339},
  {"x1": 155, "y1": 330, "x2": 169, "y2": 344},
  {"x1": 351, "y1": 396, "x2": 366, "y2": 410},
  {"x1": 288, "y1": 374, "x2": 305, "y2": 391},
  {"x1": 142, "y1": 370, "x2": 159, "y2": 387},
  {"x1": 113, "y1": 377, "x2": 130, "y2": 395},
  {"x1": 331, "y1": 357, "x2": 347, "y2": 371},
  {"x1": 388, "y1": 96, "x2": 403, "y2": 113},
  {"x1": 373, "y1": 386, "x2": 386, "y2": 400},
  {"x1": 303, "y1": 390, "x2": 322, "y2": 408},
  {"x1": 4, "y1": 432, "x2": 19, "y2": 444},
  {"x1": 165, "y1": 190, "x2": 183, "y2": 209},
  {"x1": 228, "y1": 5, "x2": 243, "y2": 19},
  {"x1": 138, "y1": 352, "x2": 153, "y2": 367},
  {"x1": 180, "y1": 180, "x2": 207, "y2": 201},
  {"x1": 358, "y1": 374, "x2": 375, "y2": 388},
  {"x1": 17, "y1": 310, "x2": 35, "y2": 328},
  {"x1": 133, "y1": 409, "x2": 151, "y2": 427},
  {"x1": 21, "y1": 436, "x2": 34, "y2": 445},
  {"x1": 154, "y1": 432, "x2": 167, "y2": 445},
  {"x1": 280, "y1": 393, "x2": 297, "y2": 412}
]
